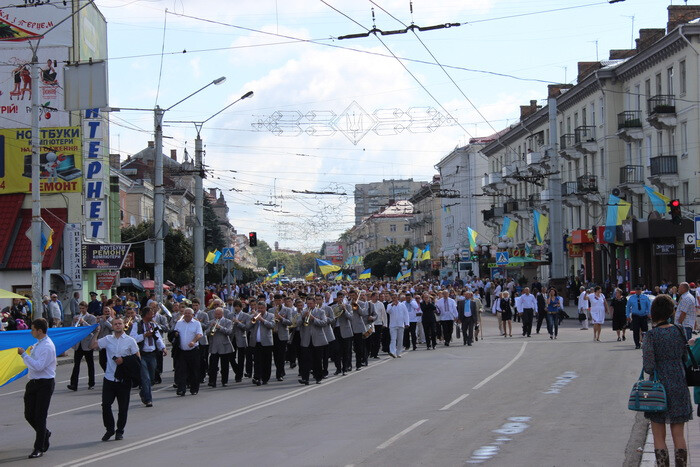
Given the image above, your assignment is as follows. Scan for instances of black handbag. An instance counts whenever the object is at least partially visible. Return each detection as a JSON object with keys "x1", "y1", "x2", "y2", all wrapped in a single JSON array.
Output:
[
  {"x1": 455, "y1": 324, "x2": 461, "y2": 339},
  {"x1": 673, "y1": 325, "x2": 700, "y2": 386}
]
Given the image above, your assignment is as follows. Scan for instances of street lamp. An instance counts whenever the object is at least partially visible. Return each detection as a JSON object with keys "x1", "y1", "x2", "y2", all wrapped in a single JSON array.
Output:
[
  {"x1": 110, "y1": 76, "x2": 226, "y2": 302},
  {"x1": 166, "y1": 90, "x2": 254, "y2": 306}
]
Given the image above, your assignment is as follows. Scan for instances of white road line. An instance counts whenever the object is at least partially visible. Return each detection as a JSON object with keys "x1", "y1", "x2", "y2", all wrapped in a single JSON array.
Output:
[
  {"x1": 55, "y1": 357, "x2": 396, "y2": 467},
  {"x1": 48, "y1": 385, "x2": 170, "y2": 417},
  {"x1": 439, "y1": 393, "x2": 469, "y2": 411},
  {"x1": 472, "y1": 342, "x2": 527, "y2": 390},
  {"x1": 0, "y1": 373, "x2": 106, "y2": 397},
  {"x1": 376, "y1": 419, "x2": 428, "y2": 450}
]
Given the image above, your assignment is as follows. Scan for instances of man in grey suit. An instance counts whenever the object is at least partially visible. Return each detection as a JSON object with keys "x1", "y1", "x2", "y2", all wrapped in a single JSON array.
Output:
[
  {"x1": 67, "y1": 302, "x2": 97, "y2": 391},
  {"x1": 458, "y1": 291, "x2": 477, "y2": 346},
  {"x1": 360, "y1": 291, "x2": 377, "y2": 366},
  {"x1": 270, "y1": 294, "x2": 292, "y2": 382},
  {"x1": 317, "y1": 294, "x2": 335, "y2": 378},
  {"x1": 246, "y1": 300, "x2": 275, "y2": 386},
  {"x1": 348, "y1": 289, "x2": 369, "y2": 371},
  {"x1": 192, "y1": 299, "x2": 209, "y2": 384},
  {"x1": 331, "y1": 291, "x2": 353, "y2": 375},
  {"x1": 231, "y1": 300, "x2": 249, "y2": 383},
  {"x1": 298, "y1": 296, "x2": 328, "y2": 385},
  {"x1": 206, "y1": 307, "x2": 234, "y2": 387}
]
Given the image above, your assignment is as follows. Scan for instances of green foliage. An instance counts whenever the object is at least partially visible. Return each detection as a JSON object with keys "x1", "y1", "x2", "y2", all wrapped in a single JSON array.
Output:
[
  {"x1": 251, "y1": 240, "x2": 273, "y2": 270},
  {"x1": 203, "y1": 195, "x2": 225, "y2": 251},
  {"x1": 363, "y1": 245, "x2": 403, "y2": 278}
]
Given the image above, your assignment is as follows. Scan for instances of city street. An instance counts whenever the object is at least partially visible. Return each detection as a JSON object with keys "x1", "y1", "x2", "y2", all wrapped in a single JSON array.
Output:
[{"x1": 0, "y1": 316, "x2": 643, "y2": 466}]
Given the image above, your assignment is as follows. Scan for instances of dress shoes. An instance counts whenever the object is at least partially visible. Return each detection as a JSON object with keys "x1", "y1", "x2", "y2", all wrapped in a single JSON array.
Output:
[
  {"x1": 235, "y1": 378, "x2": 242, "y2": 383},
  {"x1": 102, "y1": 431, "x2": 115, "y2": 441},
  {"x1": 298, "y1": 379, "x2": 309, "y2": 385},
  {"x1": 334, "y1": 369, "x2": 342, "y2": 376},
  {"x1": 176, "y1": 391, "x2": 186, "y2": 396},
  {"x1": 28, "y1": 449, "x2": 43, "y2": 459},
  {"x1": 42, "y1": 430, "x2": 51, "y2": 452},
  {"x1": 190, "y1": 391, "x2": 198, "y2": 395},
  {"x1": 208, "y1": 382, "x2": 216, "y2": 388},
  {"x1": 144, "y1": 402, "x2": 153, "y2": 407},
  {"x1": 253, "y1": 379, "x2": 261, "y2": 386},
  {"x1": 115, "y1": 433, "x2": 123, "y2": 441},
  {"x1": 88, "y1": 384, "x2": 95, "y2": 390},
  {"x1": 221, "y1": 383, "x2": 227, "y2": 387},
  {"x1": 276, "y1": 377, "x2": 284, "y2": 382},
  {"x1": 66, "y1": 384, "x2": 77, "y2": 391}
]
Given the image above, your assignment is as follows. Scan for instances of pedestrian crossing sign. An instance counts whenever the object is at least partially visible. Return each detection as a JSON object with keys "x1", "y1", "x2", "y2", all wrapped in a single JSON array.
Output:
[
  {"x1": 496, "y1": 251, "x2": 509, "y2": 265},
  {"x1": 222, "y1": 247, "x2": 235, "y2": 261}
]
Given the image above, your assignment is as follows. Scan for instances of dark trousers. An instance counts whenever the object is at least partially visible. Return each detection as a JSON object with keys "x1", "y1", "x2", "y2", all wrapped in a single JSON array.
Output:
[
  {"x1": 334, "y1": 330, "x2": 352, "y2": 372},
  {"x1": 101, "y1": 378, "x2": 130, "y2": 435},
  {"x1": 441, "y1": 321, "x2": 454, "y2": 345},
  {"x1": 369, "y1": 324, "x2": 383, "y2": 357},
  {"x1": 403, "y1": 322, "x2": 417, "y2": 349},
  {"x1": 353, "y1": 333, "x2": 365, "y2": 369},
  {"x1": 176, "y1": 347, "x2": 200, "y2": 394},
  {"x1": 273, "y1": 334, "x2": 287, "y2": 379},
  {"x1": 198, "y1": 345, "x2": 209, "y2": 383},
  {"x1": 245, "y1": 347, "x2": 254, "y2": 376},
  {"x1": 631, "y1": 315, "x2": 649, "y2": 347},
  {"x1": 381, "y1": 325, "x2": 390, "y2": 353},
  {"x1": 99, "y1": 348, "x2": 107, "y2": 372},
  {"x1": 24, "y1": 378, "x2": 54, "y2": 451},
  {"x1": 209, "y1": 352, "x2": 234, "y2": 384},
  {"x1": 300, "y1": 343, "x2": 323, "y2": 382},
  {"x1": 536, "y1": 310, "x2": 547, "y2": 333},
  {"x1": 155, "y1": 349, "x2": 163, "y2": 382},
  {"x1": 423, "y1": 321, "x2": 437, "y2": 348},
  {"x1": 522, "y1": 308, "x2": 534, "y2": 337},
  {"x1": 288, "y1": 333, "x2": 300, "y2": 370},
  {"x1": 321, "y1": 343, "x2": 330, "y2": 374},
  {"x1": 70, "y1": 348, "x2": 95, "y2": 387},
  {"x1": 253, "y1": 343, "x2": 272, "y2": 383},
  {"x1": 461, "y1": 316, "x2": 474, "y2": 344},
  {"x1": 234, "y1": 345, "x2": 246, "y2": 380}
]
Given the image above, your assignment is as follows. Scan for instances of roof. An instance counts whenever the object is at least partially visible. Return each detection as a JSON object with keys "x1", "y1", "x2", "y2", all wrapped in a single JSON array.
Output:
[
  {"x1": 0, "y1": 194, "x2": 25, "y2": 262},
  {"x1": 5, "y1": 208, "x2": 67, "y2": 270}
]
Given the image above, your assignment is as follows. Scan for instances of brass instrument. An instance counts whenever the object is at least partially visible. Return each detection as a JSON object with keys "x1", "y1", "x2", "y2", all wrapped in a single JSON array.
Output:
[
  {"x1": 363, "y1": 323, "x2": 375, "y2": 339},
  {"x1": 332, "y1": 304, "x2": 345, "y2": 319},
  {"x1": 289, "y1": 313, "x2": 299, "y2": 329},
  {"x1": 124, "y1": 316, "x2": 134, "y2": 331},
  {"x1": 303, "y1": 310, "x2": 312, "y2": 327},
  {"x1": 209, "y1": 319, "x2": 220, "y2": 336},
  {"x1": 251, "y1": 312, "x2": 262, "y2": 324},
  {"x1": 351, "y1": 299, "x2": 359, "y2": 312}
]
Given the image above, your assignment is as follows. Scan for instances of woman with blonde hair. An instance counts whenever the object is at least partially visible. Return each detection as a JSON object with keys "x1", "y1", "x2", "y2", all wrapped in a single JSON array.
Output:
[{"x1": 500, "y1": 291, "x2": 513, "y2": 338}]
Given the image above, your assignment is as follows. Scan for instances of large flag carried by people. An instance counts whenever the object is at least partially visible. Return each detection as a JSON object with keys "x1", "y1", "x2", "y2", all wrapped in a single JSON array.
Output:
[
  {"x1": 0, "y1": 325, "x2": 97, "y2": 387},
  {"x1": 359, "y1": 268, "x2": 371, "y2": 279},
  {"x1": 316, "y1": 259, "x2": 340, "y2": 275}
]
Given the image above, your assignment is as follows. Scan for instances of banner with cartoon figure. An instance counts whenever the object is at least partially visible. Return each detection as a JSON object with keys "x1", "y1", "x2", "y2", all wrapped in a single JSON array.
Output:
[{"x1": 0, "y1": 126, "x2": 82, "y2": 194}]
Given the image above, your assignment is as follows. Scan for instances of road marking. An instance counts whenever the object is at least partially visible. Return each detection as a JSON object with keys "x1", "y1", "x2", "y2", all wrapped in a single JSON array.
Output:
[
  {"x1": 376, "y1": 419, "x2": 428, "y2": 450},
  {"x1": 472, "y1": 342, "x2": 527, "y2": 390},
  {"x1": 439, "y1": 393, "x2": 469, "y2": 411},
  {"x1": 55, "y1": 357, "x2": 395, "y2": 466},
  {"x1": 0, "y1": 373, "x2": 105, "y2": 397},
  {"x1": 48, "y1": 385, "x2": 170, "y2": 418}
]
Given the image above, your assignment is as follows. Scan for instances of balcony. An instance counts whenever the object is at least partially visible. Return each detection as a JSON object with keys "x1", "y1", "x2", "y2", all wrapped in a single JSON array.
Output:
[
  {"x1": 574, "y1": 126, "x2": 597, "y2": 154},
  {"x1": 619, "y1": 165, "x2": 646, "y2": 195},
  {"x1": 527, "y1": 193, "x2": 541, "y2": 209},
  {"x1": 576, "y1": 174, "x2": 601, "y2": 204},
  {"x1": 501, "y1": 159, "x2": 525, "y2": 186},
  {"x1": 482, "y1": 206, "x2": 504, "y2": 225},
  {"x1": 525, "y1": 151, "x2": 549, "y2": 174},
  {"x1": 647, "y1": 95, "x2": 677, "y2": 129},
  {"x1": 559, "y1": 133, "x2": 580, "y2": 161},
  {"x1": 616, "y1": 111, "x2": 644, "y2": 142},
  {"x1": 481, "y1": 172, "x2": 505, "y2": 195},
  {"x1": 649, "y1": 155, "x2": 679, "y2": 188},
  {"x1": 562, "y1": 181, "x2": 582, "y2": 207}
]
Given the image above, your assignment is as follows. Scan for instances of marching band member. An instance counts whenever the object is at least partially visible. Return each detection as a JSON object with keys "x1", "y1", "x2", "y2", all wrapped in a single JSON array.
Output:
[
  {"x1": 368, "y1": 292, "x2": 386, "y2": 359},
  {"x1": 231, "y1": 300, "x2": 250, "y2": 383},
  {"x1": 331, "y1": 291, "x2": 353, "y2": 375},
  {"x1": 191, "y1": 299, "x2": 210, "y2": 384},
  {"x1": 130, "y1": 307, "x2": 166, "y2": 407},
  {"x1": 67, "y1": 302, "x2": 97, "y2": 391},
  {"x1": 206, "y1": 307, "x2": 234, "y2": 387},
  {"x1": 246, "y1": 300, "x2": 275, "y2": 386},
  {"x1": 173, "y1": 308, "x2": 203, "y2": 396},
  {"x1": 348, "y1": 289, "x2": 369, "y2": 371},
  {"x1": 271, "y1": 294, "x2": 292, "y2": 382},
  {"x1": 298, "y1": 296, "x2": 328, "y2": 385},
  {"x1": 317, "y1": 294, "x2": 335, "y2": 378}
]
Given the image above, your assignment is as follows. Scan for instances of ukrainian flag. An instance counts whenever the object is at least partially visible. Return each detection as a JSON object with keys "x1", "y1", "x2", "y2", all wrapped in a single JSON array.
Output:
[
  {"x1": 305, "y1": 270, "x2": 315, "y2": 280},
  {"x1": 421, "y1": 244, "x2": 431, "y2": 261},
  {"x1": 334, "y1": 272, "x2": 343, "y2": 281},
  {"x1": 467, "y1": 228, "x2": 479, "y2": 252},
  {"x1": 533, "y1": 210, "x2": 549, "y2": 245},
  {"x1": 499, "y1": 217, "x2": 518, "y2": 238},
  {"x1": 205, "y1": 251, "x2": 216, "y2": 264},
  {"x1": 316, "y1": 259, "x2": 341, "y2": 275},
  {"x1": 359, "y1": 268, "x2": 371, "y2": 279},
  {"x1": 403, "y1": 249, "x2": 412, "y2": 261},
  {"x1": 398, "y1": 269, "x2": 412, "y2": 281},
  {"x1": 0, "y1": 325, "x2": 98, "y2": 387},
  {"x1": 644, "y1": 186, "x2": 670, "y2": 214}
]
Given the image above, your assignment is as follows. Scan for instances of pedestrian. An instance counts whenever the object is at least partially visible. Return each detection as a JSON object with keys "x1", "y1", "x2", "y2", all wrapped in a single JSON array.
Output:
[
  {"x1": 675, "y1": 282, "x2": 696, "y2": 341},
  {"x1": 67, "y1": 302, "x2": 97, "y2": 391},
  {"x1": 610, "y1": 288, "x2": 627, "y2": 342},
  {"x1": 587, "y1": 286, "x2": 609, "y2": 342},
  {"x1": 436, "y1": 290, "x2": 457, "y2": 346},
  {"x1": 500, "y1": 291, "x2": 513, "y2": 338},
  {"x1": 626, "y1": 285, "x2": 651, "y2": 349},
  {"x1": 386, "y1": 293, "x2": 409, "y2": 358},
  {"x1": 535, "y1": 287, "x2": 547, "y2": 334},
  {"x1": 643, "y1": 294, "x2": 692, "y2": 467},
  {"x1": 173, "y1": 307, "x2": 204, "y2": 395},
  {"x1": 90, "y1": 316, "x2": 140, "y2": 441},
  {"x1": 546, "y1": 288, "x2": 562, "y2": 339},
  {"x1": 130, "y1": 307, "x2": 167, "y2": 406},
  {"x1": 17, "y1": 318, "x2": 56, "y2": 459},
  {"x1": 420, "y1": 292, "x2": 437, "y2": 349},
  {"x1": 577, "y1": 286, "x2": 589, "y2": 330},
  {"x1": 518, "y1": 287, "x2": 536, "y2": 338}
]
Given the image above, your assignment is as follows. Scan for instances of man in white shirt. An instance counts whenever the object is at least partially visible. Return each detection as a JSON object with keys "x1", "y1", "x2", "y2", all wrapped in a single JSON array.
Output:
[
  {"x1": 518, "y1": 288, "x2": 537, "y2": 337},
  {"x1": 90, "y1": 316, "x2": 140, "y2": 442},
  {"x1": 47, "y1": 294, "x2": 62, "y2": 328},
  {"x1": 577, "y1": 286, "x2": 589, "y2": 330},
  {"x1": 436, "y1": 290, "x2": 458, "y2": 346},
  {"x1": 368, "y1": 292, "x2": 386, "y2": 359},
  {"x1": 675, "y1": 282, "x2": 696, "y2": 340},
  {"x1": 386, "y1": 293, "x2": 409, "y2": 358},
  {"x1": 18, "y1": 318, "x2": 56, "y2": 458},
  {"x1": 130, "y1": 307, "x2": 167, "y2": 407},
  {"x1": 403, "y1": 293, "x2": 419, "y2": 351},
  {"x1": 173, "y1": 308, "x2": 204, "y2": 396}
]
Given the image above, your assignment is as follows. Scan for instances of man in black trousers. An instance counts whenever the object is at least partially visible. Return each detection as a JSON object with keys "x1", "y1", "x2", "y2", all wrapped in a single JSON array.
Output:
[{"x1": 18, "y1": 318, "x2": 56, "y2": 459}]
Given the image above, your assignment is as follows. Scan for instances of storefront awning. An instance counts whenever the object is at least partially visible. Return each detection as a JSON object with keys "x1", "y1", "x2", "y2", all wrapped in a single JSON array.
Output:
[{"x1": 50, "y1": 273, "x2": 73, "y2": 287}]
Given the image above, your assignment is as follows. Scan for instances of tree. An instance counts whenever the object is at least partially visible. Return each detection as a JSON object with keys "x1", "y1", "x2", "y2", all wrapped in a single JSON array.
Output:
[
  {"x1": 203, "y1": 195, "x2": 225, "y2": 251},
  {"x1": 363, "y1": 245, "x2": 403, "y2": 278}
]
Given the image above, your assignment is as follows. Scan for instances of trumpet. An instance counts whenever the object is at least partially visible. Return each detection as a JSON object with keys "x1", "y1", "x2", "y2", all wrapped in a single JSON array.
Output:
[
  {"x1": 351, "y1": 299, "x2": 359, "y2": 312},
  {"x1": 251, "y1": 312, "x2": 262, "y2": 324},
  {"x1": 209, "y1": 319, "x2": 220, "y2": 336},
  {"x1": 303, "y1": 310, "x2": 312, "y2": 327},
  {"x1": 124, "y1": 317, "x2": 134, "y2": 330}
]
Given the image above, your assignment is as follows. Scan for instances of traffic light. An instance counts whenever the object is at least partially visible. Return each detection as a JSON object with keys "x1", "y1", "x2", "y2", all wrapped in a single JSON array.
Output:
[
  {"x1": 669, "y1": 199, "x2": 682, "y2": 225},
  {"x1": 249, "y1": 231, "x2": 258, "y2": 247}
]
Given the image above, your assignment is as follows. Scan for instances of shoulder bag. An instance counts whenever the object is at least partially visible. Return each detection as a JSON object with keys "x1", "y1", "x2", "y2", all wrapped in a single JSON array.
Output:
[
  {"x1": 673, "y1": 324, "x2": 700, "y2": 387},
  {"x1": 628, "y1": 369, "x2": 667, "y2": 412}
]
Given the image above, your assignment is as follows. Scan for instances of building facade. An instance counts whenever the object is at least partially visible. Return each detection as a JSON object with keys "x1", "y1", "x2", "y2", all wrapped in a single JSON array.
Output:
[{"x1": 353, "y1": 178, "x2": 425, "y2": 225}]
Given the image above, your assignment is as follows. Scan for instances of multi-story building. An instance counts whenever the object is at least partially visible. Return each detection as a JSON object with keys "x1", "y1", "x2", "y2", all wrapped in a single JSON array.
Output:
[
  {"x1": 408, "y1": 175, "x2": 442, "y2": 262},
  {"x1": 481, "y1": 5, "x2": 700, "y2": 287},
  {"x1": 354, "y1": 179, "x2": 425, "y2": 225},
  {"x1": 344, "y1": 201, "x2": 414, "y2": 260}
]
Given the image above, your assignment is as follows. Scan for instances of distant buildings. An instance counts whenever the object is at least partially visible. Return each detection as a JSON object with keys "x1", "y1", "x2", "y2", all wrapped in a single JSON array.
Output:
[{"x1": 353, "y1": 178, "x2": 425, "y2": 225}]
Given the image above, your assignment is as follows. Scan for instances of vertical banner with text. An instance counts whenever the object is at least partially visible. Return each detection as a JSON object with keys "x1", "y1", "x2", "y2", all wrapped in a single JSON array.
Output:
[{"x1": 83, "y1": 108, "x2": 107, "y2": 240}]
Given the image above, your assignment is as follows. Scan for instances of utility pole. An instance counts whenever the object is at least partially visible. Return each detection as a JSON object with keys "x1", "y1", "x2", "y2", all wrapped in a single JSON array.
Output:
[
  {"x1": 193, "y1": 130, "x2": 204, "y2": 306},
  {"x1": 30, "y1": 44, "x2": 42, "y2": 318},
  {"x1": 547, "y1": 86, "x2": 566, "y2": 283},
  {"x1": 154, "y1": 106, "x2": 165, "y2": 303}
]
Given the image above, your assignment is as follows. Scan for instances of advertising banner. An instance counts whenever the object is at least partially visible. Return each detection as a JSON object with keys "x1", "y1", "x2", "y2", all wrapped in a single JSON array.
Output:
[
  {"x1": 0, "y1": 2, "x2": 73, "y2": 46},
  {"x1": 82, "y1": 243, "x2": 131, "y2": 270},
  {"x1": 0, "y1": 47, "x2": 70, "y2": 127},
  {"x1": 0, "y1": 126, "x2": 81, "y2": 194},
  {"x1": 62, "y1": 223, "x2": 82, "y2": 290},
  {"x1": 96, "y1": 271, "x2": 119, "y2": 290}
]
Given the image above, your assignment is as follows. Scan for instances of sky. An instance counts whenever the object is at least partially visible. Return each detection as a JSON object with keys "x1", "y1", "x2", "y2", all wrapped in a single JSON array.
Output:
[{"x1": 94, "y1": 0, "x2": 686, "y2": 252}]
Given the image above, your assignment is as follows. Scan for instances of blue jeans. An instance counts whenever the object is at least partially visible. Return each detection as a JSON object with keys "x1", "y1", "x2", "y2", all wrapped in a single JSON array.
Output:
[
  {"x1": 546, "y1": 313, "x2": 559, "y2": 337},
  {"x1": 139, "y1": 351, "x2": 157, "y2": 403}
]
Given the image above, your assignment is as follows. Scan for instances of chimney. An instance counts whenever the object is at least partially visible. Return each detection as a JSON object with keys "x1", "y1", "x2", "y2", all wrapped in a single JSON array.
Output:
[
  {"x1": 635, "y1": 28, "x2": 665, "y2": 52},
  {"x1": 547, "y1": 84, "x2": 574, "y2": 99},
  {"x1": 667, "y1": 5, "x2": 700, "y2": 33},
  {"x1": 209, "y1": 188, "x2": 217, "y2": 197},
  {"x1": 170, "y1": 149, "x2": 177, "y2": 161},
  {"x1": 577, "y1": 61, "x2": 602, "y2": 83},
  {"x1": 109, "y1": 153, "x2": 121, "y2": 169},
  {"x1": 147, "y1": 141, "x2": 154, "y2": 148},
  {"x1": 608, "y1": 49, "x2": 636, "y2": 60},
  {"x1": 520, "y1": 99, "x2": 540, "y2": 120}
]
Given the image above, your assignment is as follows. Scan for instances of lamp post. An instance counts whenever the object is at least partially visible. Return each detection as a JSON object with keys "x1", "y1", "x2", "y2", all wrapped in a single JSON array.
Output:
[
  {"x1": 110, "y1": 76, "x2": 226, "y2": 303},
  {"x1": 166, "y1": 90, "x2": 254, "y2": 306}
]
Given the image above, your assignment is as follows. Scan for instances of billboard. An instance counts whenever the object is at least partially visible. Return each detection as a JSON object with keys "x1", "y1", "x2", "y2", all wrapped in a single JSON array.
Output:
[
  {"x1": 0, "y1": 126, "x2": 82, "y2": 194},
  {"x1": 0, "y1": 47, "x2": 70, "y2": 127},
  {"x1": 82, "y1": 243, "x2": 131, "y2": 270},
  {"x1": 0, "y1": 2, "x2": 73, "y2": 47}
]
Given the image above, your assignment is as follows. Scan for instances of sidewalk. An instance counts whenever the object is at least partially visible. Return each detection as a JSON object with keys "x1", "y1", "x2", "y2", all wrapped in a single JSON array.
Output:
[{"x1": 638, "y1": 409, "x2": 698, "y2": 466}]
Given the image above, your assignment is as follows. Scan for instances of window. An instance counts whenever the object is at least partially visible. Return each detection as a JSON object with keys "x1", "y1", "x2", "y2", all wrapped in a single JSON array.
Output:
[
  {"x1": 626, "y1": 143, "x2": 632, "y2": 165},
  {"x1": 635, "y1": 84, "x2": 641, "y2": 111},
  {"x1": 683, "y1": 182, "x2": 690, "y2": 205},
  {"x1": 390, "y1": 224, "x2": 396, "y2": 232},
  {"x1": 404, "y1": 224, "x2": 410, "y2": 232},
  {"x1": 645, "y1": 79, "x2": 651, "y2": 114},
  {"x1": 600, "y1": 98, "x2": 605, "y2": 125},
  {"x1": 582, "y1": 108, "x2": 587, "y2": 126},
  {"x1": 637, "y1": 143, "x2": 643, "y2": 167},
  {"x1": 669, "y1": 128, "x2": 675, "y2": 155},
  {"x1": 566, "y1": 117, "x2": 571, "y2": 133},
  {"x1": 645, "y1": 135, "x2": 653, "y2": 167},
  {"x1": 600, "y1": 148, "x2": 605, "y2": 177},
  {"x1": 667, "y1": 67, "x2": 674, "y2": 95},
  {"x1": 680, "y1": 60, "x2": 686, "y2": 95},
  {"x1": 655, "y1": 73, "x2": 662, "y2": 95},
  {"x1": 681, "y1": 122, "x2": 688, "y2": 156},
  {"x1": 657, "y1": 131, "x2": 663, "y2": 155}
]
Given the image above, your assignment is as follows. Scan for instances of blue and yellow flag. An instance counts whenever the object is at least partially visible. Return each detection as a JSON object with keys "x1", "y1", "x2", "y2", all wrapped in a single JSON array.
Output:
[
  {"x1": 334, "y1": 272, "x2": 343, "y2": 281},
  {"x1": 305, "y1": 270, "x2": 315, "y2": 280},
  {"x1": 533, "y1": 210, "x2": 549, "y2": 245},
  {"x1": 422, "y1": 244, "x2": 431, "y2": 261},
  {"x1": 398, "y1": 269, "x2": 412, "y2": 281},
  {"x1": 359, "y1": 268, "x2": 371, "y2": 279},
  {"x1": 205, "y1": 251, "x2": 216, "y2": 264},
  {"x1": 499, "y1": 217, "x2": 518, "y2": 238},
  {"x1": 213, "y1": 250, "x2": 222, "y2": 264},
  {"x1": 403, "y1": 249, "x2": 412, "y2": 261},
  {"x1": 467, "y1": 228, "x2": 479, "y2": 252},
  {"x1": 316, "y1": 259, "x2": 340, "y2": 276},
  {"x1": 0, "y1": 325, "x2": 98, "y2": 387},
  {"x1": 644, "y1": 186, "x2": 670, "y2": 214},
  {"x1": 413, "y1": 247, "x2": 422, "y2": 261}
]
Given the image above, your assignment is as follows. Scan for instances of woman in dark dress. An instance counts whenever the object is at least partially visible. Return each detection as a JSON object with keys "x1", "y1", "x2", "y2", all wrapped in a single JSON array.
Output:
[
  {"x1": 610, "y1": 288, "x2": 627, "y2": 341},
  {"x1": 500, "y1": 291, "x2": 512, "y2": 338},
  {"x1": 643, "y1": 294, "x2": 692, "y2": 467}
]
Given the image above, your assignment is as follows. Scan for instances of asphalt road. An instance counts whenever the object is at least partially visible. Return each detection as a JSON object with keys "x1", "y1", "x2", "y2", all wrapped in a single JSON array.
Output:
[{"x1": 0, "y1": 316, "x2": 642, "y2": 466}]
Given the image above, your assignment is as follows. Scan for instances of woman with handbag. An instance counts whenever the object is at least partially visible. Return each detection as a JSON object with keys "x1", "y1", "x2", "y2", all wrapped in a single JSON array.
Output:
[{"x1": 642, "y1": 294, "x2": 692, "y2": 467}]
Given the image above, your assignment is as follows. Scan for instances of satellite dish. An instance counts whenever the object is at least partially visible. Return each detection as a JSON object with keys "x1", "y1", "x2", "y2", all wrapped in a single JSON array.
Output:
[{"x1": 611, "y1": 188, "x2": 621, "y2": 197}]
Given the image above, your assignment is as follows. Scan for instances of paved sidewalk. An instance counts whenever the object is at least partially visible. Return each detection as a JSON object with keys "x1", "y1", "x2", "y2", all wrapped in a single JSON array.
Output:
[{"x1": 640, "y1": 410, "x2": 698, "y2": 466}]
